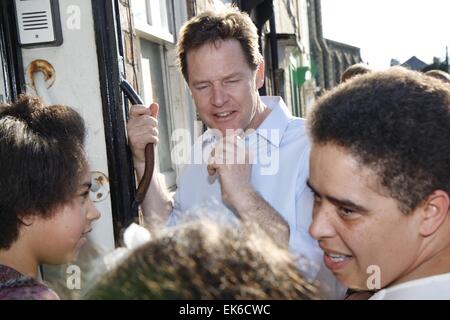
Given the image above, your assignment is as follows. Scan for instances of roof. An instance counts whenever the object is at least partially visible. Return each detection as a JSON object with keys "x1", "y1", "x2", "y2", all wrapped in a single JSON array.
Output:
[{"x1": 401, "y1": 56, "x2": 428, "y2": 71}]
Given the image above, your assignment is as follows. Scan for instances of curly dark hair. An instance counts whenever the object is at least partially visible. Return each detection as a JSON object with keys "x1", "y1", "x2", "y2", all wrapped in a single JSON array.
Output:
[
  {"x1": 0, "y1": 94, "x2": 86, "y2": 249},
  {"x1": 176, "y1": 5, "x2": 263, "y2": 82},
  {"x1": 425, "y1": 69, "x2": 450, "y2": 84},
  {"x1": 309, "y1": 67, "x2": 450, "y2": 213},
  {"x1": 86, "y1": 220, "x2": 321, "y2": 300}
]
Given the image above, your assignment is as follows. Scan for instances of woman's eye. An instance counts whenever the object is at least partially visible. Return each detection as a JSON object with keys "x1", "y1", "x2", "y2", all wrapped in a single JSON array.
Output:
[{"x1": 80, "y1": 191, "x2": 89, "y2": 201}]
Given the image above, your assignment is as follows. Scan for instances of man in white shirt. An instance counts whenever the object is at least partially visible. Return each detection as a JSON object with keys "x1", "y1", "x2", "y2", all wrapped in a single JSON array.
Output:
[
  {"x1": 167, "y1": 95, "x2": 318, "y2": 260},
  {"x1": 307, "y1": 67, "x2": 450, "y2": 299},
  {"x1": 127, "y1": 6, "x2": 334, "y2": 290}
]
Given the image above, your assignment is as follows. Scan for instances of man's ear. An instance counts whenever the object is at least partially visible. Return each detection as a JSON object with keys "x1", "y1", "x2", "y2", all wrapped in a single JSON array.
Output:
[
  {"x1": 419, "y1": 190, "x2": 450, "y2": 237},
  {"x1": 256, "y1": 61, "x2": 265, "y2": 89}
]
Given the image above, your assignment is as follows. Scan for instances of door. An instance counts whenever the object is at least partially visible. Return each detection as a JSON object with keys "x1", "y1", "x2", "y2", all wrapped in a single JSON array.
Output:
[{"x1": 0, "y1": 0, "x2": 25, "y2": 102}]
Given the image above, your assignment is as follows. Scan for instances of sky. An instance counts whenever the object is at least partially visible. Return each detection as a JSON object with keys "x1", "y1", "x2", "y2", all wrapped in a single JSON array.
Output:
[{"x1": 321, "y1": 0, "x2": 450, "y2": 70}]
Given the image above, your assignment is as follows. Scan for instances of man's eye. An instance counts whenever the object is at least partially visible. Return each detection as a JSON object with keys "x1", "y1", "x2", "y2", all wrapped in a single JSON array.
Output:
[
  {"x1": 338, "y1": 207, "x2": 356, "y2": 218},
  {"x1": 311, "y1": 191, "x2": 321, "y2": 202}
]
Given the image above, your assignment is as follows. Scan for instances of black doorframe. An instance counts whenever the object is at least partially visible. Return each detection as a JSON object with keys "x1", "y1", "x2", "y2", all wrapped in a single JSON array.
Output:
[
  {"x1": 92, "y1": 0, "x2": 138, "y2": 244},
  {"x1": 0, "y1": 0, "x2": 25, "y2": 101}
]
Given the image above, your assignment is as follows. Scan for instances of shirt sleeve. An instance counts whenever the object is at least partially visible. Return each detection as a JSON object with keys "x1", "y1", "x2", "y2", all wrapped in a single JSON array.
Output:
[
  {"x1": 0, "y1": 284, "x2": 60, "y2": 300},
  {"x1": 165, "y1": 177, "x2": 183, "y2": 228}
]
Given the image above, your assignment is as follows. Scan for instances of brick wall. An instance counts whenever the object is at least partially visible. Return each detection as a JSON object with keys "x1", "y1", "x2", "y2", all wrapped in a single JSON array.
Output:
[{"x1": 118, "y1": 0, "x2": 141, "y2": 94}]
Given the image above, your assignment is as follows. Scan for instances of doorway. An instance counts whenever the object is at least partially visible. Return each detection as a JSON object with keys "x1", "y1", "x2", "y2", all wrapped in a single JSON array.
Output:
[{"x1": 0, "y1": 0, "x2": 25, "y2": 102}]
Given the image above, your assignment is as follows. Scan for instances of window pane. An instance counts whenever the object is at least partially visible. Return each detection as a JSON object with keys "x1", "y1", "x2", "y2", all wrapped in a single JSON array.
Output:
[
  {"x1": 148, "y1": 0, "x2": 171, "y2": 33},
  {"x1": 131, "y1": 0, "x2": 147, "y2": 24},
  {"x1": 146, "y1": 0, "x2": 152, "y2": 25},
  {"x1": 160, "y1": 0, "x2": 168, "y2": 30},
  {"x1": 140, "y1": 39, "x2": 173, "y2": 174}
]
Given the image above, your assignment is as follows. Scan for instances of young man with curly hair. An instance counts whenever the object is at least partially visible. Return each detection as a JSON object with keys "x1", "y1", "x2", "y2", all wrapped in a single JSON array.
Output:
[{"x1": 308, "y1": 67, "x2": 450, "y2": 299}]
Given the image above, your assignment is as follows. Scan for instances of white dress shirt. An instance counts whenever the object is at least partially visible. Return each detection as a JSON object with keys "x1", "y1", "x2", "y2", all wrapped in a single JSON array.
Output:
[
  {"x1": 370, "y1": 273, "x2": 450, "y2": 300},
  {"x1": 167, "y1": 96, "x2": 327, "y2": 282}
]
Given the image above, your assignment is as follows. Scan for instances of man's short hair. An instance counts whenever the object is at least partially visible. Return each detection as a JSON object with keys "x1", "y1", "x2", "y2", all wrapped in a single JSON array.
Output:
[
  {"x1": 309, "y1": 67, "x2": 450, "y2": 213},
  {"x1": 87, "y1": 220, "x2": 321, "y2": 299},
  {"x1": 176, "y1": 5, "x2": 263, "y2": 82},
  {"x1": 0, "y1": 94, "x2": 86, "y2": 249}
]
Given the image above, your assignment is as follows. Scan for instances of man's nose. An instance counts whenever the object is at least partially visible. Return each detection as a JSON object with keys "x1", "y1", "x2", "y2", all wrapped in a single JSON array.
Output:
[
  {"x1": 211, "y1": 84, "x2": 229, "y2": 107},
  {"x1": 309, "y1": 203, "x2": 336, "y2": 240}
]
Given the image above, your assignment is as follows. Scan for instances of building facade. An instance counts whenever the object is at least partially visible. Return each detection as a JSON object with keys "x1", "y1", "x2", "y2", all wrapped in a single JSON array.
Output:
[{"x1": 307, "y1": 0, "x2": 362, "y2": 91}]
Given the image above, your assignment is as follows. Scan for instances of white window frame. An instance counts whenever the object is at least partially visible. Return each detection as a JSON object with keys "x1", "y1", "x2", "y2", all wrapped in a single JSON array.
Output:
[
  {"x1": 132, "y1": 0, "x2": 177, "y2": 189},
  {"x1": 139, "y1": 40, "x2": 177, "y2": 189},
  {"x1": 131, "y1": 0, "x2": 174, "y2": 44}
]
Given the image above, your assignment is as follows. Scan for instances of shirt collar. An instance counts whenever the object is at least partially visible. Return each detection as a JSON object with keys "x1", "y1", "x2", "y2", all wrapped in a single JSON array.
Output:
[
  {"x1": 202, "y1": 96, "x2": 291, "y2": 148},
  {"x1": 252, "y1": 96, "x2": 291, "y2": 148}
]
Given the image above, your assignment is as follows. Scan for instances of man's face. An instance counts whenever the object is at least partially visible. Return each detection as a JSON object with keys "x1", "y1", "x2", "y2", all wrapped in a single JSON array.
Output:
[
  {"x1": 186, "y1": 39, "x2": 264, "y2": 136},
  {"x1": 308, "y1": 143, "x2": 423, "y2": 290}
]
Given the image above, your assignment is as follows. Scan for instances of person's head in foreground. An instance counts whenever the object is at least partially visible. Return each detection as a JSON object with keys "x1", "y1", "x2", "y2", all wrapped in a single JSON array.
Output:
[
  {"x1": 0, "y1": 95, "x2": 100, "y2": 299},
  {"x1": 87, "y1": 220, "x2": 321, "y2": 299},
  {"x1": 176, "y1": 5, "x2": 267, "y2": 136},
  {"x1": 340, "y1": 63, "x2": 372, "y2": 83},
  {"x1": 307, "y1": 67, "x2": 450, "y2": 296}
]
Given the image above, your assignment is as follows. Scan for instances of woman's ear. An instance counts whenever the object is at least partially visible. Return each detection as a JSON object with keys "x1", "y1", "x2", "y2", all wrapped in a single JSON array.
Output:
[
  {"x1": 419, "y1": 190, "x2": 450, "y2": 237},
  {"x1": 18, "y1": 213, "x2": 36, "y2": 227}
]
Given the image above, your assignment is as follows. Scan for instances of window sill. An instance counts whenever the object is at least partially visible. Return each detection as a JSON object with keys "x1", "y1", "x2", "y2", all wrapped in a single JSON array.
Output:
[{"x1": 135, "y1": 21, "x2": 174, "y2": 44}]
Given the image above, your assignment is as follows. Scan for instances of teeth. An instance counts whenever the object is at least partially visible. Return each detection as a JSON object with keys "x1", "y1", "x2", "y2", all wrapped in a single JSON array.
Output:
[
  {"x1": 216, "y1": 111, "x2": 232, "y2": 117},
  {"x1": 328, "y1": 253, "x2": 347, "y2": 262}
]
